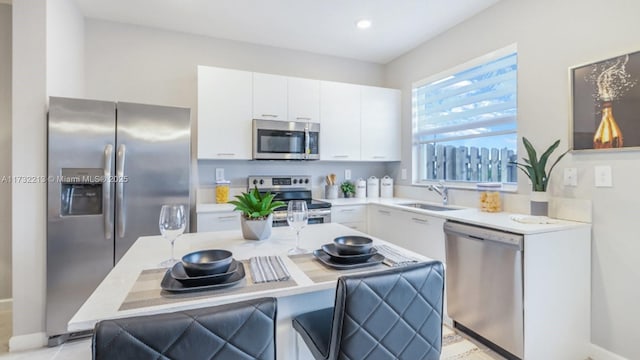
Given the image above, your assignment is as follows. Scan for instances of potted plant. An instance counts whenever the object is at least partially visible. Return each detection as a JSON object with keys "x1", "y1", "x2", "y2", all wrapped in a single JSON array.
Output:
[
  {"x1": 340, "y1": 181, "x2": 356, "y2": 198},
  {"x1": 511, "y1": 137, "x2": 569, "y2": 215},
  {"x1": 228, "y1": 186, "x2": 285, "y2": 240}
]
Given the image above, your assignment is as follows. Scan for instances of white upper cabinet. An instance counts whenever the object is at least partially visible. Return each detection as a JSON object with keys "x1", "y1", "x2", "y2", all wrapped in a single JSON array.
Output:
[
  {"x1": 288, "y1": 77, "x2": 320, "y2": 123},
  {"x1": 320, "y1": 81, "x2": 362, "y2": 161},
  {"x1": 197, "y1": 66, "x2": 253, "y2": 160},
  {"x1": 197, "y1": 65, "x2": 401, "y2": 161},
  {"x1": 361, "y1": 86, "x2": 401, "y2": 161},
  {"x1": 252, "y1": 73, "x2": 287, "y2": 121}
]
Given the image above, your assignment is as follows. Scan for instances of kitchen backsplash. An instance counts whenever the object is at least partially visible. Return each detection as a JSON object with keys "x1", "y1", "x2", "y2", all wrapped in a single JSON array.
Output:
[{"x1": 196, "y1": 160, "x2": 392, "y2": 203}]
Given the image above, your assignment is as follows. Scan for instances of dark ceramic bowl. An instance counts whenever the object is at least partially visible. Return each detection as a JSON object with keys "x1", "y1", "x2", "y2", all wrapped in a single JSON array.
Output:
[
  {"x1": 333, "y1": 236, "x2": 373, "y2": 255},
  {"x1": 181, "y1": 249, "x2": 233, "y2": 276}
]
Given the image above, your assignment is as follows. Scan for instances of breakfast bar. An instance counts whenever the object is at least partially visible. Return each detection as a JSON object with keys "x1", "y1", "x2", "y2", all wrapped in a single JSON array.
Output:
[{"x1": 69, "y1": 223, "x2": 431, "y2": 359}]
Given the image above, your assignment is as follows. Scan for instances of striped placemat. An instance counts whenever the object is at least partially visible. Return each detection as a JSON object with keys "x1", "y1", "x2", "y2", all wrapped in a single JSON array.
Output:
[
  {"x1": 288, "y1": 253, "x2": 388, "y2": 283},
  {"x1": 119, "y1": 260, "x2": 297, "y2": 311}
]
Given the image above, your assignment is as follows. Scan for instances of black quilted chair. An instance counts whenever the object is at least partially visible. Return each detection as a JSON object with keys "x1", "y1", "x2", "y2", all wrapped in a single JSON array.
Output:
[
  {"x1": 92, "y1": 297, "x2": 277, "y2": 360},
  {"x1": 293, "y1": 261, "x2": 444, "y2": 360}
]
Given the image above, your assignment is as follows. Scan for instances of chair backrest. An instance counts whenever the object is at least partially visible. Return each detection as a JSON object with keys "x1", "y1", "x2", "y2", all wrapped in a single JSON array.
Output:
[
  {"x1": 329, "y1": 261, "x2": 444, "y2": 360},
  {"x1": 92, "y1": 297, "x2": 277, "y2": 360}
]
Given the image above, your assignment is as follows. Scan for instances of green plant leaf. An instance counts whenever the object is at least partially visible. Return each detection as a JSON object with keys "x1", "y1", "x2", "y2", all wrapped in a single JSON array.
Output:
[
  {"x1": 228, "y1": 185, "x2": 286, "y2": 220},
  {"x1": 512, "y1": 137, "x2": 568, "y2": 192}
]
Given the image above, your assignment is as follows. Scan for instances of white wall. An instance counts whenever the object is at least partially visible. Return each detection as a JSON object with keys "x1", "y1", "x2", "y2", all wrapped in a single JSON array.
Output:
[
  {"x1": 11, "y1": 0, "x2": 84, "y2": 350},
  {"x1": 84, "y1": 19, "x2": 384, "y2": 107},
  {"x1": 0, "y1": 3, "x2": 12, "y2": 301},
  {"x1": 11, "y1": 0, "x2": 48, "y2": 347},
  {"x1": 384, "y1": 0, "x2": 640, "y2": 358},
  {"x1": 46, "y1": 0, "x2": 84, "y2": 96}
]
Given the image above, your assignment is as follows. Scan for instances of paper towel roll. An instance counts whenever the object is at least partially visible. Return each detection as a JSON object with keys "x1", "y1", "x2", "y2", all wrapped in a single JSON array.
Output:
[
  {"x1": 380, "y1": 175, "x2": 393, "y2": 198},
  {"x1": 367, "y1": 176, "x2": 379, "y2": 198}
]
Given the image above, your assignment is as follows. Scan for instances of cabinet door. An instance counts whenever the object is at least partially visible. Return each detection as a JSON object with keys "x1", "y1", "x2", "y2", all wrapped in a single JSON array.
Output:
[
  {"x1": 253, "y1": 73, "x2": 287, "y2": 121},
  {"x1": 402, "y1": 211, "x2": 446, "y2": 263},
  {"x1": 361, "y1": 86, "x2": 401, "y2": 161},
  {"x1": 288, "y1": 77, "x2": 320, "y2": 123},
  {"x1": 332, "y1": 205, "x2": 367, "y2": 232},
  {"x1": 367, "y1": 205, "x2": 401, "y2": 242},
  {"x1": 197, "y1": 66, "x2": 252, "y2": 159},
  {"x1": 320, "y1": 81, "x2": 361, "y2": 161}
]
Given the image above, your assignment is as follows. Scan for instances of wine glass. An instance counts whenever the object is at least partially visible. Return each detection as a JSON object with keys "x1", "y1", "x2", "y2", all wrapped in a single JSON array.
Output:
[
  {"x1": 287, "y1": 200, "x2": 309, "y2": 255},
  {"x1": 158, "y1": 204, "x2": 186, "y2": 267}
]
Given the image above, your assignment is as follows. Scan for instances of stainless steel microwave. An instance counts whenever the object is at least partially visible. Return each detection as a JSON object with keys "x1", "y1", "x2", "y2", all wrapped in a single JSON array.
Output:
[{"x1": 252, "y1": 119, "x2": 320, "y2": 160}]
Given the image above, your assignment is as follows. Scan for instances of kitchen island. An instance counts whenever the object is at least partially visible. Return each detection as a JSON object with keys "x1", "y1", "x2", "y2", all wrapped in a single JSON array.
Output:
[{"x1": 69, "y1": 223, "x2": 432, "y2": 359}]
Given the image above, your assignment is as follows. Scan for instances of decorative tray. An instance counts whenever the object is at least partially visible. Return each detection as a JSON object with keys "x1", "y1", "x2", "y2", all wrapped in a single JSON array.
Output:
[
  {"x1": 161, "y1": 262, "x2": 245, "y2": 293},
  {"x1": 320, "y1": 244, "x2": 377, "y2": 264},
  {"x1": 170, "y1": 260, "x2": 239, "y2": 287},
  {"x1": 313, "y1": 249, "x2": 384, "y2": 270}
]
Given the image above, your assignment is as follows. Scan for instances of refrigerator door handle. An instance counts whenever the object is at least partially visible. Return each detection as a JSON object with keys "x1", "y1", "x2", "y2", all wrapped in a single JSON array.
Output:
[
  {"x1": 116, "y1": 144, "x2": 126, "y2": 238},
  {"x1": 103, "y1": 144, "x2": 113, "y2": 240}
]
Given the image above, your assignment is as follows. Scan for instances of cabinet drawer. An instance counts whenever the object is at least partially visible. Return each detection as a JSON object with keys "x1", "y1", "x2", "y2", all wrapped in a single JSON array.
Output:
[
  {"x1": 331, "y1": 205, "x2": 367, "y2": 223},
  {"x1": 197, "y1": 212, "x2": 240, "y2": 232}
]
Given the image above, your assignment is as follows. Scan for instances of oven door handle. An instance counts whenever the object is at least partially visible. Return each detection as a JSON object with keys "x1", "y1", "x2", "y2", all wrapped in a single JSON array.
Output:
[
  {"x1": 308, "y1": 209, "x2": 331, "y2": 216},
  {"x1": 273, "y1": 212, "x2": 288, "y2": 221}
]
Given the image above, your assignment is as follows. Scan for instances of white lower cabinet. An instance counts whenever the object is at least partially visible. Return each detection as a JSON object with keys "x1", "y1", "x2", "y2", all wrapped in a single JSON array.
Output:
[
  {"x1": 196, "y1": 211, "x2": 240, "y2": 232},
  {"x1": 367, "y1": 204, "x2": 445, "y2": 263},
  {"x1": 331, "y1": 205, "x2": 367, "y2": 232}
]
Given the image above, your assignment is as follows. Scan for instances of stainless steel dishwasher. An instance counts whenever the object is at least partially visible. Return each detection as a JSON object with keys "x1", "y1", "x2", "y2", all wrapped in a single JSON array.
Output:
[{"x1": 444, "y1": 221, "x2": 524, "y2": 360}]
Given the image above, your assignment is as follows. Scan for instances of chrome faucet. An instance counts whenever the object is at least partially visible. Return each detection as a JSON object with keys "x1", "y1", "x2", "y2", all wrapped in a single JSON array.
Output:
[{"x1": 427, "y1": 184, "x2": 448, "y2": 206}]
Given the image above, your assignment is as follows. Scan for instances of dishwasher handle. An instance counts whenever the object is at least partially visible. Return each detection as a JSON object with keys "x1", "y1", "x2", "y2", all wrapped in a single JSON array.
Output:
[{"x1": 444, "y1": 221, "x2": 524, "y2": 250}]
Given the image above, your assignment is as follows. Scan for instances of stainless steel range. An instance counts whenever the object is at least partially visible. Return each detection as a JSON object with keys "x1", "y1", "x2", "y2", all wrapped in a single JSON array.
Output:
[{"x1": 248, "y1": 175, "x2": 331, "y2": 227}]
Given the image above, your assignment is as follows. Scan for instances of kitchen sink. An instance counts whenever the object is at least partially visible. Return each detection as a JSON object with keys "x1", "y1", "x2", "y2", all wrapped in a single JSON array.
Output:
[{"x1": 398, "y1": 203, "x2": 456, "y2": 211}]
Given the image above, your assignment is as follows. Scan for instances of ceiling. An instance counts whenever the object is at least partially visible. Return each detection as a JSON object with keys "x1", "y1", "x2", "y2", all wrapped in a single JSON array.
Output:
[{"x1": 73, "y1": 0, "x2": 500, "y2": 64}]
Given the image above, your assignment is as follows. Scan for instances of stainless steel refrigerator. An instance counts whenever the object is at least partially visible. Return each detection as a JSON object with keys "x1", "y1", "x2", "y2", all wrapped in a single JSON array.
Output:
[{"x1": 46, "y1": 97, "x2": 191, "y2": 344}]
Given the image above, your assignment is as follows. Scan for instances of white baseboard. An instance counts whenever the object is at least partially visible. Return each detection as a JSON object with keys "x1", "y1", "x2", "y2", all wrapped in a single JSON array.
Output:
[
  {"x1": 0, "y1": 298, "x2": 11, "y2": 312},
  {"x1": 590, "y1": 343, "x2": 629, "y2": 360},
  {"x1": 8, "y1": 332, "x2": 47, "y2": 352}
]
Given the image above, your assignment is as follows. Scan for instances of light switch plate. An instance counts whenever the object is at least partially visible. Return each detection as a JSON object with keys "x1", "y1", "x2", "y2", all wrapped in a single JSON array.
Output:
[
  {"x1": 344, "y1": 169, "x2": 351, "y2": 180},
  {"x1": 401, "y1": 168, "x2": 407, "y2": 180},
  {"x1": 594, "y1": 166, "x2": 612, "y2": 187},
  {"x1": 215, "y1": 168, "x2": 225, "y2": 182},
  {"x1": 564, "y1": 168, "x2": 578, "y2": 186}
]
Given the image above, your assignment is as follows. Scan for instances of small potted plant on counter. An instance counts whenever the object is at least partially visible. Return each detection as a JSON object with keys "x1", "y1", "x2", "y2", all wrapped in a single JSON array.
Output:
[
  {"x1": 340, "y1": 180, "x2": 356, "y2": 198},
  {"x1": 228, "y1": 186, "x2": 285, "y2": 240},
  {"x1": 511, "y1": 137, "x2": 569, "y2": 216}
]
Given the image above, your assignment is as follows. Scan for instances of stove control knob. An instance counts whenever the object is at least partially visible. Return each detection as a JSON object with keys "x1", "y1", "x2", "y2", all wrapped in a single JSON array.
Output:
[
  {"x1": 252, "y1": 179, "x2": 258, "y2": 185},
  {"x1": 293, "y1": 179, "x2": 298, "y2": 184},
  {"x1": 304, "y1": 178, "x2": 310, "y2": 184},
  {"x1": 259, "y1": 179, "x2": 264, "y2": 185},
  {"x1": 298, "y1": 178, "x2": 304, "y2": 184}
]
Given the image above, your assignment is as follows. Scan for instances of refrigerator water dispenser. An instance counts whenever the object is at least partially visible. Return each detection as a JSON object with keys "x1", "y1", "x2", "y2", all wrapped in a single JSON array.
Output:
[{"x1": 60, "y1": 168, "x2": 103, "y2": 216}]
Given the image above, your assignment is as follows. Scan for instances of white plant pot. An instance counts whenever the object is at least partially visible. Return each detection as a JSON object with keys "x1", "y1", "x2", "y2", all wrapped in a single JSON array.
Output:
[
  {"x1": 530, "y1": 191, "x2": 549, "y2": 216},
  {"x1": 240, "y1": 214, "x2": 273, "y2": 240}
]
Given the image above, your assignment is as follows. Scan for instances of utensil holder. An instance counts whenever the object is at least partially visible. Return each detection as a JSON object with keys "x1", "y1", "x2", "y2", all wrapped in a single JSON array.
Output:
[{"x1": 325, "y1": 185, "x2": 338, "y2": 199}]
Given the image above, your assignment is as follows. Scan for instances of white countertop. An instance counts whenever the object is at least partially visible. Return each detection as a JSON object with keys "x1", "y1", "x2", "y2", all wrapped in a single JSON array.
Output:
[
  {"x1": 68, "y1": 223, "x2": 428, "y2": 332},
  {"x1": 197, "y1": 197, "x2": 590, "y2": 235}
]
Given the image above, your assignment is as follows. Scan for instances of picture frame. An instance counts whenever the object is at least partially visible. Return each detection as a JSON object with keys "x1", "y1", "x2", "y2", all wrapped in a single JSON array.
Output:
[{"x1": 570, "y1": 49, "x2": 640, "y2": 152}]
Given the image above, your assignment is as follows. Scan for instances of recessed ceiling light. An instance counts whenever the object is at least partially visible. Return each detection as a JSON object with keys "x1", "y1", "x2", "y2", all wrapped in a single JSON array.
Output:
[{"x1": 356, "y1": 19, "x2": 372, "y2": 29}]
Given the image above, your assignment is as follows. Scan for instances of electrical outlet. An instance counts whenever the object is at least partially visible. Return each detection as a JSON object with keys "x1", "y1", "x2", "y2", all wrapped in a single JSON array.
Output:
[
  {"x1": 594, "y1": 166, "x2": 612, "y2": 187},
  {"x1": 345, "y1": 169, "x2": 351, "y2": 180},
  {"x1": 401, "y1": 168, "x2": 407, "y2": 180},
  {"x1": 564, "y1": 168, "x2": 577, "y2": 186},
  {"x1": 215, "y1": 168, "x2": 225, "y2": 182}
]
